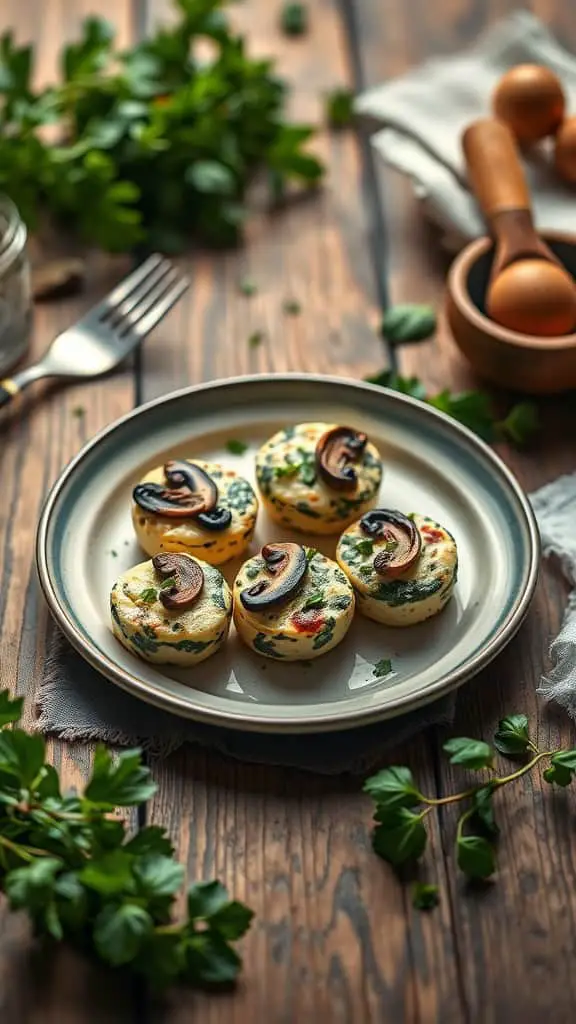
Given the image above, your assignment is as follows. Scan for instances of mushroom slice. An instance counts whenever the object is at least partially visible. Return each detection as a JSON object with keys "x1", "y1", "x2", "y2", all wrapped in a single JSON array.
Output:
[
  {"x1": 152, "y1": 552, "x2": 204, "y2": 610},
  {"x1": 240, "y1": 542, "x2": 307, "y2": 611},
  {"x1": 316, "y1": 426, "x2": 368, "y2": 492},
  {"x1": 133, "y1": 460, "x2": 232, "y2": 531},
  {"x1": 360, "y1": 509, "x2": 422, "y2": 578}
]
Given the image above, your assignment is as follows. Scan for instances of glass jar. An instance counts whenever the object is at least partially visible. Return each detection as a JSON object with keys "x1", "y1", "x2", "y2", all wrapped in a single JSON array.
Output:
[{"x1": 0, "y1": 196, "x2": 31, "y2": 377}]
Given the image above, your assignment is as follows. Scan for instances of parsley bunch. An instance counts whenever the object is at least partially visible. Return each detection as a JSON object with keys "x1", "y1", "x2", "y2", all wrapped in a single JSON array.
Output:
[
  {"x1": 0, "y1": 691, "x2": 252, "y2": 989},
  {"x1": 365, "y1": 713, "x2": 576, "y2": 905},
  {"x1": 0, "y1": 0, "x2": 323, "y2": 253}
]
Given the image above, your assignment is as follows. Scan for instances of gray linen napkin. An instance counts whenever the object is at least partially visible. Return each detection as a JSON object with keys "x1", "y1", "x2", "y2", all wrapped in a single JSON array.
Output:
[
  {"x1": 34, "y1": 471, "x2": 576, "y2": 768},
  {"x1": 355, "y1": 11, "x2": 576, "y2": 251},
  {"x1": 35, "y1": 630, "x2": 455, "y2": 775}
]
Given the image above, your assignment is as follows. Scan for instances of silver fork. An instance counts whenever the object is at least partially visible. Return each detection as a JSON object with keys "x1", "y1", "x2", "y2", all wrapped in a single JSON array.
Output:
[{"x1": 0, "y1": 254, "x2": 189, "y2": 410}]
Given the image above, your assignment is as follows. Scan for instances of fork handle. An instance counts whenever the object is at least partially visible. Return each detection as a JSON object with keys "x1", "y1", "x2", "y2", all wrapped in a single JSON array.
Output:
[
  {"x1": 0, "y1": 379, "x2": 20, "y2": 409},
  {"x1": 0, "y1": 365, "x2": 49, "y2": 410}
]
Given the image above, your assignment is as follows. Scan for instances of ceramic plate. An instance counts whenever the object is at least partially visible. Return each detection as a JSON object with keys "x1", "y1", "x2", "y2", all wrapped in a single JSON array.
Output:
[{"x1": 36, "y1": 375, "x2": 539, "y2": 733}]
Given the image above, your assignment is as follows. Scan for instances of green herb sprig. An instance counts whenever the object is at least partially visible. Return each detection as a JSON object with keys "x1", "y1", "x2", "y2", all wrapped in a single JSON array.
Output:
[
  {"x1": 0, "y1": 0, "x2": 323, "y2": 253},
  {"x1": 365, "y1": 714, "x2": 576, "y2": 893},
  {"x1": 365, "y1": 368, "x2": 538, "y2": 447},
  {"x1": 0, "y1": 691, "x2": 253, "y2": 989}
]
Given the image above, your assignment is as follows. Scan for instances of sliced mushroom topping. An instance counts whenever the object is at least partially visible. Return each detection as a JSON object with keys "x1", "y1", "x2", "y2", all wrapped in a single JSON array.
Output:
[
  {"x1": 316, "y1": 426, "x2": 368, "y2": 492},
  {"x1": 152, "y1": 552, "x2": 204, "y2": 611},
  {"x1": 360, "y1": 510, "x2": 422, "y2": 578},
  {"x1": 240, "y1": 542, "x2": 307, "y2": 611},
  {"x1": 133, "y1": 460, "x2": 232, "y2": 531}
]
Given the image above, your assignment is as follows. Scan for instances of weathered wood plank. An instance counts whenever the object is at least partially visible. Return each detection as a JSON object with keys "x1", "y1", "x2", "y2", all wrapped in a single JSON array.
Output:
[
  {"x1": 356, "y1": 1, "x2": 576, "y2": 1019},
  {"x1": 141, "y1": 2, "x2": 463, "y2": 1022},
  {"x1": 0, "y1": 2, "x2": 137, "y2": 1020}
]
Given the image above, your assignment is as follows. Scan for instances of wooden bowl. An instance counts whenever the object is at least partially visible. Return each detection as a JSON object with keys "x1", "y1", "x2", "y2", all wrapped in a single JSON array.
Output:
[{"x1": 446, "y1": 231, "x2": 576, "y2": 394}]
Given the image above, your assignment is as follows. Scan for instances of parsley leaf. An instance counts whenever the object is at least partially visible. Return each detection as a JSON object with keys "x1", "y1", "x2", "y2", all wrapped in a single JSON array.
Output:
[
  {"x1": 0, "y1": 689, "x2": 254, "y2": 991},
  {"x1": 139, "y1": 588, "x2": 157, "y2": 603},
  {"x1": 372, "y1": 658, "x2": 392, "y2": 678},
  {"x1": 366, "y1": 369, "x2": 538, "y2": 447},
  {"x1": 248, "y1": 331, "x2": 264, "y2": 349},
  {"x1": 225, "y1": 439, "x2": 248, "y2": 456},
  {"x1": 356, "y1": 539, "x2": 373, "y2": 556}
]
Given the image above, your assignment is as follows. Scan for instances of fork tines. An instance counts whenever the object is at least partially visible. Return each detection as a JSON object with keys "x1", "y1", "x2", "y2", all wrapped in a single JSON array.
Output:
[{"x1": 100, "y1": 254, "x2": 189, "y2": 338}]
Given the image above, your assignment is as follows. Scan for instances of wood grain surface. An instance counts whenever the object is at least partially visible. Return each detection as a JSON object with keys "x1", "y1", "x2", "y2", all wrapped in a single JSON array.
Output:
[{"x1": 0, "y1": 0, "x2": 575, "y2": 1021}]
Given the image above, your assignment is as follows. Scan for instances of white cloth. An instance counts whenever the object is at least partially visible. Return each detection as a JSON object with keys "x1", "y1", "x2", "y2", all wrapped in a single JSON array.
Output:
[
  {"x1": 355, "y1": 11, "x2": 576, "y2": 251},
  {"x1": 531, "y1": 473, "x2": 576, "y2": 714}
]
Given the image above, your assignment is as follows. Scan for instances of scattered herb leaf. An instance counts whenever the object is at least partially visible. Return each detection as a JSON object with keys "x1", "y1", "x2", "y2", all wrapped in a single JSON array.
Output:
[
  {"x1": 225, "y1": 439, "x2": 248, "y2": 456},
  {"x1": 381, "y1": 304, "x2": 436, "y2": 345},
  {"x1": 280, "y1": 3, "x2": 308, "y2": 36},
  {"x1": 372, "y1": 658, "x2": 392, "y2": 678},
  {"x1": 238, "y1": 278, "x2": 257, "y2": 297},
  {"x1": 302, "y1": 591, "x2": 325, "y2": 611},
  {"x1": 139, "y1": 588, "x2": 157, "y2": 604},
  {"x1": 325, "y1": 87, "x2": 355, "y2": 129},
  {"x1": 248, "y1": 331, "x2": 264, "y2": 349},
  {"x1": 282, "y1": 298, "x2": 301, "y2": 316},
  {"x1": 412, "y1": 882, "x2": 439, "y2": 911}
]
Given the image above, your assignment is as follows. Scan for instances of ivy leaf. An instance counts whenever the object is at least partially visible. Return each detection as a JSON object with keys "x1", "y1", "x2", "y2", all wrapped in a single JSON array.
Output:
[
  {"x1": 543, "y1": 763, "x2": 573, "y2": 787},
  {"x1": 545, "y1": 749, "x2": 576, "y2": 786},
  {"x1": 186, "y1": 161, "x2": 236, "y2": 196},
  {"x1": 0, "y1": 690, "x2": 24, "y2": 728},
  {"x1": 412, "y1": 882, "x2": 439, "y2": 911},
  {"x1": 472, "y1": 783, "x2": 499, "y2": 837},
  {"x1": 494, "y1": 714, "x2": 531, "y2": 758},
  {"x1": 209, "y1": 902, "x2": 254, "y2": 941},
  {"x1": 364, "y1": 765, "x2": 422, "y2": 811},
  {"x1": 372, "y1": 809, "x2": 427, "y2": 866},
  {"x1": 443, "y1": 737, "x2": 493, "y2": 770},
  {"x1": 457, "y1": 834, "x2": 496, "y2": 879},
  {"x1": 381, "y1": 304, "x2": 436, "y2": 345},
  {"x1": 94, "y1": 903, "x2": 153, "y2": 966},
  {"x1": 84, "y1": 746, "x2": 157, "y2": 807}
]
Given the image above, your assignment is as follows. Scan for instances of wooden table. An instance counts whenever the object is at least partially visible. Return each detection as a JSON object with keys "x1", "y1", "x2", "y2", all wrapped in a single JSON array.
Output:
[{"x1": 1, "y1": 1, "x2": 575, "y2": 1020}]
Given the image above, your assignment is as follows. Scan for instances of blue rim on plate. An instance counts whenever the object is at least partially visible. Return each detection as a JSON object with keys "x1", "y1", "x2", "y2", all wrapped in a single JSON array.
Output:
[{"x1": 35, "y1": 374, "x2": 540, "y2": 733}]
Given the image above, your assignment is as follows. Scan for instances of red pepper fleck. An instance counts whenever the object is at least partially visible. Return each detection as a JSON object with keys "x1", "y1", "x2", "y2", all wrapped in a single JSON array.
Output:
[
  {"x1": 291, "y1": 610, "x2": 325, "y2": 634},
  {"x1": 422, "y1": 528, "x2": 444, "y2": 543}
]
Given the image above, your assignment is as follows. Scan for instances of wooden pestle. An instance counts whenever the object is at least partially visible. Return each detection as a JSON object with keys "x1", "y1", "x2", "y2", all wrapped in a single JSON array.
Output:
[{"x1": 462, "y1": 118, "x2": 576, "y2": 336}]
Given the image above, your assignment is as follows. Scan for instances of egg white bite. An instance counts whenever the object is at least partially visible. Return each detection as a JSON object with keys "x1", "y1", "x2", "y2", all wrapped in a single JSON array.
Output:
[
  {"x1": 255, "y1": 422, "x2": 382, "y2": 535},
  {"x1": 233, "y1": 543, "x2": 355, "y2": 661},
  {"x1": 132, "y1": 459, "x2": 258, "y2": 566},
  {"x1": 336, "y1": 511, "x2": 458, "y2": 627},
  {"x1": 110, "y1": 553, "x2": 232, "y2": 666}
]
